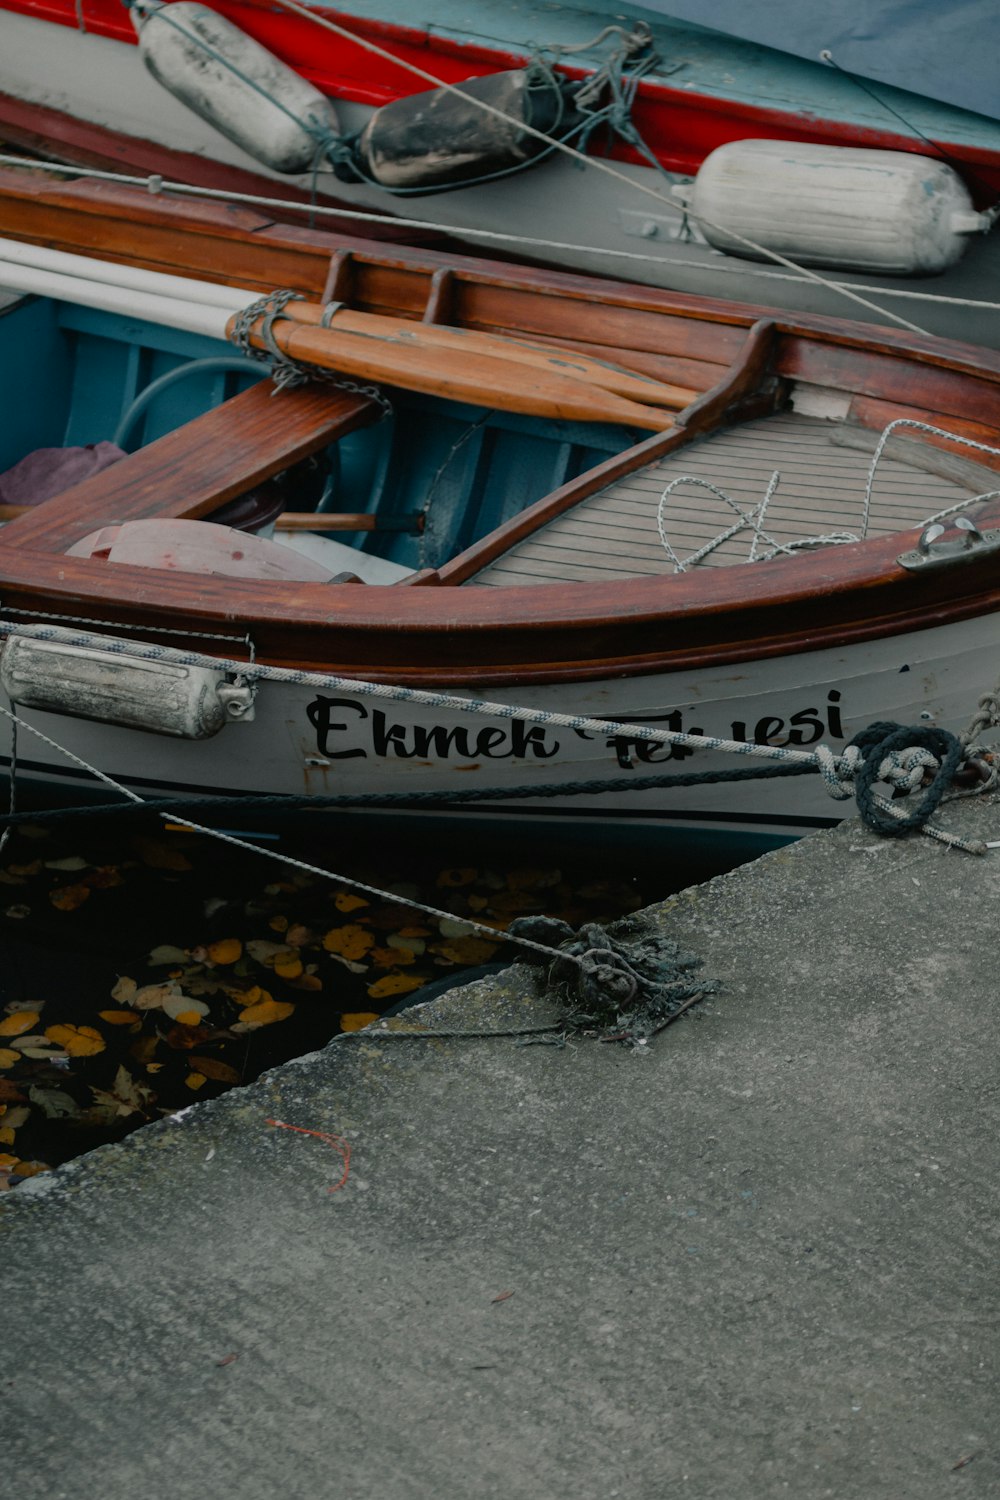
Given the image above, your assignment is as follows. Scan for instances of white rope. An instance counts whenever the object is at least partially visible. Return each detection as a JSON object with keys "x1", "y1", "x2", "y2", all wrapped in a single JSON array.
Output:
[{"x1": 0, "y1": 615, "x2": 986, "y2": 849}]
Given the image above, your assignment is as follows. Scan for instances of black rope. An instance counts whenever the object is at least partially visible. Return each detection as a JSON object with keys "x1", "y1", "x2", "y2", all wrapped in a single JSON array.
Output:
[
  {"x1": 0, "y1": 759, "x2": 816, "y2": 829},
  {"x1": 849, "y1": 720, "x2": 964, "y2": 837}
]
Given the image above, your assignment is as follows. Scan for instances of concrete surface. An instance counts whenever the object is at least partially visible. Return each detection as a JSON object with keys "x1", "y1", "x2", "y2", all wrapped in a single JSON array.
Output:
[{"x1": 4, "y1": 798, "x2": 1000, "y2": 1499}]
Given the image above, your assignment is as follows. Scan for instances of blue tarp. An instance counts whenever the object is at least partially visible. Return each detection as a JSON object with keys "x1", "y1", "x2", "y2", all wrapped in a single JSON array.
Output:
[{"x1": 637, "y1": 1, "x2": 999, "y2": 122}]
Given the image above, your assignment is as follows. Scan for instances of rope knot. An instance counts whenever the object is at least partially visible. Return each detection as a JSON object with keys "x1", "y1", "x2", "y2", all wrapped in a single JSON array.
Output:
[
  {"x1": 843, "y1": 721, "x2": 965, "y2": 838},
  {"x1": 507, "y1": 916, "x2": 717, "y2": 1043}
]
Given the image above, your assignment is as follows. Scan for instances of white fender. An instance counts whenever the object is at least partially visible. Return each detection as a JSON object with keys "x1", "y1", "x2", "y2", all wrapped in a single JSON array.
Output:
[
  {"x1": 673, "y1": 140, "x2": 989, "y2": 275},
  {"x1": 131, "y1": 0, "x2": 340, "y2": 174}
]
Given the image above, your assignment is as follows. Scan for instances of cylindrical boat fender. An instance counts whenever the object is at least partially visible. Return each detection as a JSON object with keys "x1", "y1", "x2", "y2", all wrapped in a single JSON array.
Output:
[
  {"x1": 672, "y1": 140, "x2": 989, "y2": 276},
  {"x1": 334, "y1": 67, "x2": 581, "y2": 193},
  {"x1": 129, "y1": 0, "x2": 340, "y2": 174}
]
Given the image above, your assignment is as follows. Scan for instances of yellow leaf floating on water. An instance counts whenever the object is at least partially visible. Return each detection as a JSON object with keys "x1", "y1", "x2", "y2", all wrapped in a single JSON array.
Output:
[
  {"x1": 366, "y1": 973, "x2": 425, "y2": 1001},
  {"x1": 372, "y1": 945, "x2": 414, "y2": 969},
  {"x1": 13, "y1": 1160, "x2": 50, "y2": 1178},
  {"x1": 273, "y1": 951, "x2": 304, "y2": 980},
  {"x1": 0, "y1": 1126, "x2": 14, "y2": 1144},
  {"x1": 436, "y1": 936, "x2": 500, "y2": 965},
  {"x1": 323, "y1": 924, "x2": 374, "y2": 962},
  {"x1": 0, "y1": 1012, "x2": 38, "y2": 1037},
  {"x1": 237, "y1": 995, "x2": 294, "y2": 1029},
  {"x1": 45, "y1": 1024, "x2": 105, "y2": 1057},
  {"x1": 207, "y1": 938, "x2": 242, "y2": 966},
  {"x1": 0, "y1": 1152, "x2": 20, "y2": 1170},
  {"x1": 288, "y1": 972, "x2": 323, "y2": 992},
  {"x1": 189, "y1": 1055, "x2": 240, "y2": 1084},
  {"x1": 0, "y1": 1049, "x2": 20, "y2": 1068},
  {"x1": 185, "y1": 1072, "x2": 208, "y2": 1091},
  {"x1": 340, "y1": 1012, "x2": 379, "y2": 1032},
  {"x1": 334, "y1": 892, "x2": 369, "y2": 913},
  {"x1": 134, "y1": 836, "x2": 192, "y2": 872},
  {"x1": 110, "y1": 976, "x2": 138, "y2": 1005},
  {"x1": 99, "y1": 1010, "x2": 142, "y2": 1028},
  {"x1": 49, "y1": 883, "x2": 91, "y2": 912},
  {"x1": 174, "y1": 1010, "x2": 204, "y2": 1026},
  {"x1": 268, "y1": 914, "x2": 289, "y2": 933}
]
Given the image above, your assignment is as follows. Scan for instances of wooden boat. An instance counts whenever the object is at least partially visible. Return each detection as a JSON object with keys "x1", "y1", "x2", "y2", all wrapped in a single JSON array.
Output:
[
  {"x1": 2, "y1": 165, "x2": 1000, "y2": 856},
  {"x1": 2, "y1": 0, "x2": 1000, "y2": 346}
]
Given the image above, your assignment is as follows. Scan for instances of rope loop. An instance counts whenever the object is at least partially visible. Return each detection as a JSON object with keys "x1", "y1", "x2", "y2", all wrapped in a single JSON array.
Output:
[{"x1": 848, "y1": 721, "x2": 965, "y2": 837}]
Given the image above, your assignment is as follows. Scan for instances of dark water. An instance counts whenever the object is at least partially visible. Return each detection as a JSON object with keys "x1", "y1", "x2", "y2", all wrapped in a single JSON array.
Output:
[{"x1": 0, "y1": 811, "x2": 741, "y2": 1185}]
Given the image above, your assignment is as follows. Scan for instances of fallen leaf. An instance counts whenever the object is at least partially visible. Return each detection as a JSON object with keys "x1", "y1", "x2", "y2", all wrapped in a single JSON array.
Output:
[
  {"x1": 12, "y1": 1160, "x2": 50, "y2": 1178},
  {"x1": 98, "y1": 1010, "x2": 142, "y2": 1028},
  {"x1": 207, "y1": 938, "x2": 242, "y2": 966},
  {"x1": 185, "y1": 1072, "x2": 208, "y2": 1090},
  {"x1": 0, "y1": 1012, "x2": 39, "y2": 1037},
  {"x1": 44, "y1": 1024, "x2": 105, "y2": 1058},
  {"x1": 134, "y1": 836, "x2": 192, "y2": 871},
  {"x1": 437, "y1": 917, "x2": 475, "y2": 939},
  {"x1": 0, "y1": 1080, "x2": 27, "y2": 1103},
  {"x1": 27, "y1": 1085, "x2": 81, "y2": 1119},
  {"x1": 237, "y1": 995, "x2": 294, "y2": 1029},
  {"x1": 287, "y1": 973, "x2": 323, "y2": 992},
  {"x1": 216, "y1": 1353, "x2": 238, "y2": 1367},
  {"x1": 491, "y1": 1289, "x2": 515, "y2": 1303},
  {"x1": 323, "y1": 924, "x2": 375, "y2": 962},
  {"x1": 110, "y1": 976, "x2": 138, "y2": 1005},
  {"x1": 286, "y1": 924, "x2": 312, "y2": 948},
  {"x1": 44, "y1": 856, "x2": 89, "y2": 871},
  {"x1": 0, "y1": 1152, "x2": 20, "y2": 1170},
  {"x1": 90, "y1": 1065, "x2": 156, "y2": 1118},
  {"x1": 245, "y1": 940, "x2": 289, "y2": 965},
  {"x1": 339, "y1": 1012, "x2": 379, "y2": 1033},
  {"x1": 1, "y1": 1105, "x2": 29, "y2": 1130},
  {"x1": 0, "y1": 1048, "x2": 20, "y2": 1069},
  {"x1": 268, "y1": 914, "x2": 289, "y2": 933},
  {"x1": 334, "y1": 892, "x2": 369, "y2": 912},
  {"x1": 85, "y1": 866, "x2": 124, "y2": 890},
  {"x1": 4, "y1": 997, "x2": 43, "y2": 1014},
  {"x1": 147, "y1": 945, "x2": 189, "y2": 967},
  {"x1": 130, "y1": 982, "x2": 183, "y2": 1012},
  {"x1": 161, "y1": 994, "x2": 210, "y2": 1023},
  {"x1": 49, "y1": 883, "x2": 92, "y2": 912},
  {"x1": 366, "y1": 973, "x2": 425, "y2": 1001},
  {"x1": 273, "y1": 951, "x2": 304, "y2": 980},
  {"x1": 0, "y1": 1127, "x2": 13, "y2": 1145},
  {"x1": 188, "y1": 1056, "x2": 240, "y2": 1084},
  {"x1": 7, "y1": 860, "x2": 41, "y2": 877},
  {"x1": 372, "y1": 945, "x2": 414, "y2": 969},
  {"x1": 325, "y1": 953, "x2": 367, "y2": 976},
  {"x1": 388, "y1": 932, "x2": 426, "y2": 955},
  {"x1": 435, "y1": 937, "x2": 499, "y2": 965}
]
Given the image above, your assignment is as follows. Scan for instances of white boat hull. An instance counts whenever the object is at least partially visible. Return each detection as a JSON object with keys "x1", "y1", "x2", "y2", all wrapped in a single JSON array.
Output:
[{"x1": 2, "y1": 611, "x2": 994, "y2": 852}]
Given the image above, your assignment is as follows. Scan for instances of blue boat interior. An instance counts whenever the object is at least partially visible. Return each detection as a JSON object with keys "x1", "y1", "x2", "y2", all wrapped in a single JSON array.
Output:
[{"x1": 0, "y1": 294, "x2": 630, "y2": 573}]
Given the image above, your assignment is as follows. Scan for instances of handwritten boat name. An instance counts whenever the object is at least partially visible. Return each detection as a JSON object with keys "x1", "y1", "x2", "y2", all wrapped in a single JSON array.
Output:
[{"x1": 305, "y1": 691, "x2": 844, "y2": 764}]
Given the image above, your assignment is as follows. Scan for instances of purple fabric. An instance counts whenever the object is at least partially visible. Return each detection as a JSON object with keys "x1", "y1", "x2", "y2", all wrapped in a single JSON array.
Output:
[{"x1": 0, "y1": 442, "x2": 126, "y2": 506}]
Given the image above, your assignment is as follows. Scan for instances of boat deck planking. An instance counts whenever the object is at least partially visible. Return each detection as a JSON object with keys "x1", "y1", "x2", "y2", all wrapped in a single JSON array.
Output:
[{"x1": 469, "y1": 414, "x2": 984, "y2": 586}]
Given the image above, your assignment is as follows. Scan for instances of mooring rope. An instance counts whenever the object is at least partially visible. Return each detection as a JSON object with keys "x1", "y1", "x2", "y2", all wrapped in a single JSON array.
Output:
[{"x1": 0, "y1": 614, "x2": 991, "y2": 850}]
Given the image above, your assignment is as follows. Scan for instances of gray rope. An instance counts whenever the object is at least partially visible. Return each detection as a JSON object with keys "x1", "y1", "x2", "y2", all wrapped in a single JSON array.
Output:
[{"x1": 0, "y1": 614, "x2": 989, "y2": 850}]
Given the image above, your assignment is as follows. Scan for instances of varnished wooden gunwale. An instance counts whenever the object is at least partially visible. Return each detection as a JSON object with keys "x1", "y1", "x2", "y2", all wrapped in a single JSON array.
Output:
[{"x1": 3, "y1": 170, "x2": 1000, "y2": 684}]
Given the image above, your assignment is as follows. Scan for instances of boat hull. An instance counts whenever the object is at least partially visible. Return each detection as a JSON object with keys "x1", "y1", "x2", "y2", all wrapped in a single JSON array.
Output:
[{"x1": 2, "y1": 610, "x2": 994, "y2": 853}]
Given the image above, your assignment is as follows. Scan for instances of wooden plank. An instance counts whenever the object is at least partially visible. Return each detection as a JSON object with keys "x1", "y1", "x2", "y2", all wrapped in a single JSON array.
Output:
[{"x1": 0, "y1": 380, "x2": 379, "y2": 553}]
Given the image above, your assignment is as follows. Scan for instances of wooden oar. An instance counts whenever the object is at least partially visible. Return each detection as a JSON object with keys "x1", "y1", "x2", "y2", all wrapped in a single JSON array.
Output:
[
  {"x1": 279, "y1": 302, "x2": 697, "y2": 411},
  {"x1": 227, "y1": 311, "x2": 673, "y2": 431}
]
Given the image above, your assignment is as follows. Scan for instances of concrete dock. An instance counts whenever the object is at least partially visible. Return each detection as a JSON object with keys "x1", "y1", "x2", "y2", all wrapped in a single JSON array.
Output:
[{"x1": 4, "y1": 797, "x2": 999, "y2": 1499}]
